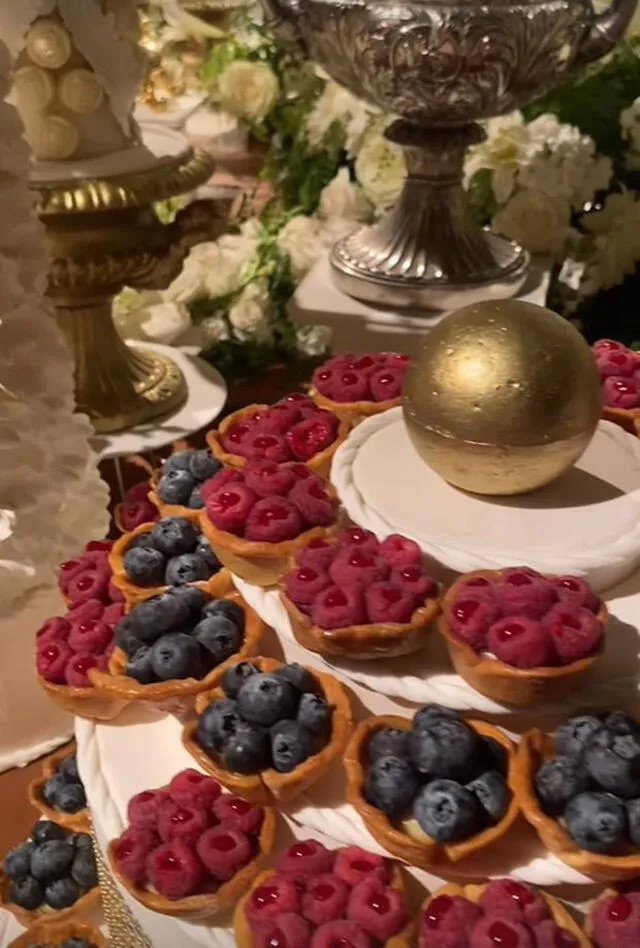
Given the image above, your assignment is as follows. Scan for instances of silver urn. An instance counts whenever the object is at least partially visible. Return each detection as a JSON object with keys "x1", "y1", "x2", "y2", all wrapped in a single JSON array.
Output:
[{"x1": 261, "y1": 0, "x2": 638, "y2": 309}]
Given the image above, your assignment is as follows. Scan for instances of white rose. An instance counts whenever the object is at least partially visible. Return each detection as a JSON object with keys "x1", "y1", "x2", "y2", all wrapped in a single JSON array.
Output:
[
  {"x1": 492, "y1": 188, "x2": 572, "y2": 256},
  {"x1": 580, "y1": 190, "x2": 640, "y2": 296},
  {"x1": 201, "y1": 316, "x2": 230, "y2": 344},
  {"x1": 319, "y1": 168, "x2": 370, "y2": 223},
  {"x1": 295, "y1": 324, "x2": 332, "y2": 357},
  {"x1": 355, "y1": 128, "x2": 406, "y2": 209},
  {"x1": 112, "y1": 288, "x2": 191, "y2": 344},
  {"x1": 305, "y1": 81, "x2": 357, "y2": 149},
  {"x1": 196, "y1": 230, "x2": 260, "y2": 299},
  {"x1": 217, "y1": 61, "x2": 279, "y2": 121},
  {"x1": 228, "y1": 279, "x2": 272, "y2": 343},
  {"x1": 277, "y1": 215, "x2": 326, "y2": 278},
  {"x1": 166, "y1": 257, "x2": 206, "y2": 304}
]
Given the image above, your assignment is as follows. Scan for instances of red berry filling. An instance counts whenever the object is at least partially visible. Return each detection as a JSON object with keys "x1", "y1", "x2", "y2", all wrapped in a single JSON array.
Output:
[
  {"x1": 497, "y1": 571, "x2": 557, "y2": 620},
  {"x1": 254, "y1": 914, "x2": 311, "y2": 948},
  {"x1": 380, "y1": 534, "x2": 422, "y2": 568},
  {"x1": 68, "y1": 619, "x2": 113, "y2": 655},
  {"x1": 487, "y1": 616, "x2": 555, "y2": 669},
  {"x1": 550, "y1": 575, "x2": 598, "y2": 611},
  {"x1": 533, "y1": 920, "x2": 579, "y2": 948},
  {"x1": 245, "y1": 497, "x2": 304, "y2": 543},
  {"x1": 365, "y1": 582, "x2": 417, "y2": 624},
  {"x1": 303, "y1": 874, "x2": 350, "y2": 926},
  {"x1": 469, "y1": 914, "x2": 533, "y2": 948},
  {"x1": 221, "y1": 399, "x2": 339, "y2": 462},
  {"x1": 310, "y1": 920, "x2": 373, "y2": 948},
  {"x1": 157, "y1": 801, "x2": 212, "y2": 847},
  {"x1": 347, "y1": 877, "x2": 407, "y2": 941},
  {"x1": 311, "y1": 585, "x2": 366, "y2": 630},
  {"x1": 369, "y1": 366, "x2": 404, "y2": 401},
  {"x1": 597, "y1": 349, "x2": 637, "y2": 380},
  {"x1": 146, "y1": 841, "x2": 204, "y2": 900},
  {"x1": 113, "y1": 827, "x2": 159, "y2": 883},
  {"x1": 329, "y1": 547, "x2": 390, "y2": 590},
  {"x1": 244, "y1": 462, "x2": 296, "y2": 498},
  {"x1": 195, "y1": 826, "x2": 252, "y2": 881},
  {"x1": 338, "y1": 528, "x2": 379, "y2": 555},
  {"x1": 276, "y1": 840, "x2": 336, "y2": 878},
  {"x1": 206, "y1": 484, "x2": 258, "y2": 534},
  {"x1": 36, "y1": 617, "x2": 71, "y2": 647},
  {"x1": 213, "y1": 795, "x2": 264, "y2": 835},
  {"x1": 246, "y1": 877, "x2": 301, "y2": 928},
  {"x1": 448, "y1": 595, "x2": 500, "y2": 651},
  {"x1": 127, "y1": 790, "x2": 170, "y2": 830},
  {"x1": 603, "y1": 376, "x2": 640, "y2": 409},
  {"x1": 285, "y1": 566, "x2": 333, "y2": 608},
  {"x1": 286, "y1": 415, "x2": 338, "y2": 462},
  {"x1": 168, "y1": 770, "x2": 222, "y2": 808},
  {"x1": 313, "y1": 352, "x2": 408, "y2": 403},
  {"x1": 544, "y1": 604, "x2": 603, "y2": 663},
  {"x1": 592, "y1": 893, "x2": 640, "y2": 948},
  {"x1": 289, "y1": 479, "x2": 337, "y2": 527},
  {"x1": 334, "y1": 848, "x2": 388, "y2": 887},
  {"x1": 480, "y1": 880, "x2": 549, "y2": 926}
]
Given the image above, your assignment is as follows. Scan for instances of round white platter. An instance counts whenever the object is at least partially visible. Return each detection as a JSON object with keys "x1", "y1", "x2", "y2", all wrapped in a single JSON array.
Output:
[{"x1": 332, "y1": 409, "x2": 640, "y2": 593}]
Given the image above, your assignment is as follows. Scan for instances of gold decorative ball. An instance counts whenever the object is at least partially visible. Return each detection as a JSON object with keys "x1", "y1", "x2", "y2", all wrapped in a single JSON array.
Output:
[{"x1": 402, "y1": 300, "x2": 601, "y2": 496}]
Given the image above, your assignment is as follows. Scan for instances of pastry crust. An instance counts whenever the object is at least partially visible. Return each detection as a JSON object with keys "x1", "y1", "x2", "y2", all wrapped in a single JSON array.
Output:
[
  {"x1": 585, "y1": 886, "x2": 623, "y2": 942},
  {"x1": 0, "y1": 868, "x2": 100, "y2": 927},
  {"x1": 344, "y1": 714, "x2": 519, "y2": 868},
  {"x1": 309, "y1": 386, "x2": 401, "y2": 424},
  {"x1": 183, "y1": 656, "x2": 353, "y2": 805},
  {"x1": 234, "y1": 861, "x2": 414, "y2": 948},
  {"x1": 604, "y1": 405, "x2": 640, "y2": 435},
  {"x1": 28, "y1": 740, "x2": 89, "y2": 832},
  {"x1": 438, "y1": 569, "x2": 608, "y2": 707},
  {"x1": 108, "y1": 789, "x2": 276, "y2": 921},
  {"x1": 418, "y1": 882, "x2": 591, "y2": 947},
  {"x1": 514, "y1": 728, "x2": 640, "y2": 882},
  {"x1": 206, "y1": 403, "x2": 351, "y2": 476},
  {"x1": 37, "y1": 674, "x2": 126, "y2": 722},
  {"x1": 89, "y1": 571, "x2": 266, "y2": 715},
  {"x1": 8, "y1": 919, "x2": 106, "y2": 948}
]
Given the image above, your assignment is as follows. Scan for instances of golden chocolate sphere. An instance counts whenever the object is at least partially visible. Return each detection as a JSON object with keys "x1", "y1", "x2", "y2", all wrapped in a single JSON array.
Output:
[{"x1": 402, "y1": 300, "x2": 601, "y2": 496}]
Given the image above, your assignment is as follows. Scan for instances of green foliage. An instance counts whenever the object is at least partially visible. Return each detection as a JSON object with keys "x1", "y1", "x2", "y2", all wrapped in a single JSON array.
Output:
[{"x1": 466, "y1": 168, "x2": 497, "y2": 226}]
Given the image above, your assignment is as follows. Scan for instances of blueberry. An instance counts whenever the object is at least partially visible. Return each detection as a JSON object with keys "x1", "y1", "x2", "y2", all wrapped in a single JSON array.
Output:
[
  {"x1": 555, "y1": 715, "x2": 603, "y2": 759},
  {"x1": 123, "y1": 547, "x2": 166, "y2": 587},
  {"x1": 221, "y1": 661, "x2": 260, "y2": 698},
  {"x1": 68, "y1": 832, "x2": 93, "y2": 853},
  {"x1": 4, "y1": 842, "x2": 34, "y2": 880},
  {"x1": 582, "y1": 725, "x2": 640, "y2": 798},
  {"x1": 151, "y1": 632, "x2": 201, "y2": 680},
  {"x1": 45, "y1": 877, "x2": 80, "y2": 909},
  {"x1": 189, "y1": 449, "x2": 220, "y2": 482},
  {"x1": 42, "y1": 774, "x2": 68, "y2": 807},
  {"x1": 564, "y1": 791, "x2": 628, "y2": 853},
  {"x1": 70, "y1": 850, "x2": 97, "y2": 889},
  {"x1": 237, "y1": 673, "x2": 298, "y2": 727},
  {"x1": 271, "y1": 720, "x2": 314, "y2": 773},
  {"x1": 627, "y1": 798, "x2": 640, "y2": 846},
  {"x1": 195, "y1": 615, "x2": 242, "y2": 666},
  {"x1": 297, "y1": 693, "x2": 331, "y2": 734},
  {"x1": 368, "y1": 728, "x2": 411, "y2": 762},
  {"x1": 274, "y1": 663, "x2": 316, "y2": 694},
  {"x1": 31, "y1": 821, "x2": 67, "y2": 845},
  {"x1": 150, "y1": 517, "x2": 199, "y2": 557},
  {"x1": 157, "y1": 469, "x2": 195, "y2": 506},
  {"x1": 30, "y1": 840, "x2": 74, "y2": 882},
  {"x1": 605, "y1": 711, "x2": 640, "y2": 737},
  {"x1": 194, "y1": 537, "x2": 221, "y2": 574},
  {"x1": 53, "y1": 783, "x2": 87, "y2": 814},
  {"x1": 414, "y1": 779, "x2": 481, "y2": 842},
  {"x1": 202, "y1": 598, "x2": 245, "y2": 631},
  {"x1": 413, "y1": 705, "x2": 460, "y2": 733},
  {"x1": 534, "y1": 756, "x2": 588, "y2": 816},
  {"x1": 115, "y1": 617, "x2": 143, "y2": 658},
  {"x1": 164, "y1": 451, "x2": 193, "y2": 474},
  {"x1": 129, "y1": 534, "x2": 156, "y2": 551},
  {"x1": 129, "y1": 592, "x2": 190, "y2": 642},
  {"x1": 165, "y1": 553, "x2": 210, "y2": 586},
  {"x1": 188, "y1": 486, "x2": 205, "y2": 509},
  {"x1": 364, "y1": 755, "x2": 420, "y2": 818},
  {"x1": 168, "y1": 584, "x2": 208, "y2": 616},
  {"x1": 197, "y1": 698, "x2": 241, "y2": 752},
  {"x1": 223, "y1": 722, "x2": 271, "y2": 774},
  {"x1": 63, "y1": 940, "x2": 93, "y2": 948},
  {"x1": 9, "y1": 876, "x2": 44, "y2": 910},
  {"x1": 467, "y1": 771, "x2": 511, "y2": 824},
  {"x1": 409, "y1": 718, "x2": 480, "y2": 782},
  {"x1": 57, "y1": 755, "x2": 79, "y2": 782},
  {"x1": 477, "y1": 736, "x2": 509, "y2": 777},
  {"x1": 126, "y1": 645, "x2": 156, "y2": 684}
]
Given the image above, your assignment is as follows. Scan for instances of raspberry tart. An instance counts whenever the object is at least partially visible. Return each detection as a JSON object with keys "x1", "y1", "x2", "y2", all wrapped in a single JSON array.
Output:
[
  {"x1": 89, "y1": 571, "x2": 266, "y2": 715},
  {"x1": 419, "y1": 881, "x2": 589, "y2": 948},
  {"x1": 57, "y1": 540, "x2": 118, "y2": 610},
  {"x1": 200, "y1": 462, "x2": 341, "y2": 586},
  {"x1": 183, "y1": 657, "x2": 353, "y2": 805},
  {"x1": 206, "y1": 394, "x2": 350, "y2": 475},
  {"x1": 439, "y1": 568, "x2": 607, "y2": 707},
  {"x1": 28, "y1": 744, "x2": 88, "y2": 833},
  {"x1": 592, "y1": 339, "x2": 640, "y2": 434},
  {"x1": 114, "y1": 478, "x2": 159, "y2": 533},
  {"x1": 588, "y1": 883, "x2": 640, "y2": 947},
  {"x1": 1, "y1": 822, "x2": 99, "y2": 925},
  {"x1": 8, "y1": 918, "x2": 107, "y2": 948},
  {"x1": 310, "y1": 352, "x2": 411, "y2": 422},
  {"x1": 108, "y1": 768, "x2": 276, "y2": 920},
  {"x1": 345, "y1": 705, "x2": 518, "y2": 868},
  {"x1": 280, "y1": 528, "x2": 440, "y2": 659},
  {"x1": 110, "y1": 513, "x2": 222, "y2": 607},
  {"x1": 234, "y1": 840, "x2": 413, "y2": 947},
  {"x1": 515, "y1": 712, "x2": 640, "y2": 882},
  {"x1": 149, "y1": 448, "x2": 224, "y2": 517}
]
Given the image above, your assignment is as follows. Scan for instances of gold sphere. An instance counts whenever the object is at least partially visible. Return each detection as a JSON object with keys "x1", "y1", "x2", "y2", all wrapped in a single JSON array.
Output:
[{"x1": 402, "y1": 300, "x2": 601, "y2": 496}]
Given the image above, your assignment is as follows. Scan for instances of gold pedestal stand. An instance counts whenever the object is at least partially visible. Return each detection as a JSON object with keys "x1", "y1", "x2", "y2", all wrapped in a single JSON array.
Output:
[{"x1": 34, "y1": 147, "x2": 225, "y2": 434}]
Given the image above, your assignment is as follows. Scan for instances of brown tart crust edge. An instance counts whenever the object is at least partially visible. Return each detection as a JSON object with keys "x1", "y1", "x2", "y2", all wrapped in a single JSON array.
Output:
[
  {"x1": 309, "y1": 387, "x2": 401, "y2": 423},
  {"x1": 28, "y1": 740, "x2": 89, "y2": 832},
  {"x1": 0, "y1": 871, "x2": 100, "y2": 927},
  {"x1": 8, "y1": 919, "x2": 107, "y2": 948}
]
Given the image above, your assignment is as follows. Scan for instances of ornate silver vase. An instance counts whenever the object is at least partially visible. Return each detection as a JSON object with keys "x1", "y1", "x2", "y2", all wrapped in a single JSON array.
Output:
[{"x1": 261, "y1": 0, "x2": 637, "y2": 309}]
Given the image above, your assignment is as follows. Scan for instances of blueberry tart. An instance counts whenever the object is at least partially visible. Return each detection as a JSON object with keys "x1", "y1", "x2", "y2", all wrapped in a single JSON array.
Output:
[
  {"x1": 28, "y1": 744, "x2": 89, "y2": 832},
  {"x1": 310, "y1": 352, "x2": 411, "y2": 423},
  {"x1": 149, "y1": 448, "x2": 223, "y2": 517},
  {"x1": 8, "y1": 919, "x2": 106, "y2": 948}
]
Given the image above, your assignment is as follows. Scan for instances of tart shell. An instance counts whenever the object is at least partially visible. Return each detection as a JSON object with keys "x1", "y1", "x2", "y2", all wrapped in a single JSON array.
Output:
[
  {"x1": 28, "y1": 740, "x2": 89, "y2": 832},
  {"x1": 604, "y1": 405, "x2": 640, "y2": 435},
  {"x1": 418, "y1": 882, "x2": 591, "y2": 948},
  {"x1": 309, "y1": 386, "x2": 401, "y2": 424},
  {"x1": 514, "y1": 728, "x2": 640, "y2": 882},
  {"x1": 183, "y1": 656, "x2": 353, "y2": 805},
  {"x1": 8, "y1": 919, "x2": 107, "y2": 948},
  {"x1": 439, "y1": 569, "x2": 608, "y2": 707},
  {"x1": 234, "y1": 861, "x2": 414, "y2": 948},
  {"x1": 0, "y1": 867, "x2": 100, "y2": 927},
  {"x1": 37, "y1": 674, "x2": 126, "y2": 722},
  {"x1": 344, "y1": 714, "x2": 520, "y2": 868}
]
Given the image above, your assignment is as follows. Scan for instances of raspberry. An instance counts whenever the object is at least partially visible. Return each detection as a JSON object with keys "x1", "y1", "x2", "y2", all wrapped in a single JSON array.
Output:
[
  {"x1": 312, "y1": 365, "x2": 339, "y2": 399},
  {"x1": 338, "y1": 527, "x2": 379, "y2": 555},
  {"x1": 329, "y1": 547, "x2": 389, "y2": 590},
  {"x1": 597, "y1": 349, "x2": 637, "y2": 379},
  {"x1": 102, "y1": 602, "x2": 126, "y2": 630},
  {"x1": 127, "y1": 790, "x2": 170, "y2": 830},
  {"x1": 298, "y1": 538, "x2": 336, "y2": 572},
  {"x1": 244, "y1": 432, "x2": 291, "y2": 464},
  {"x1": 68, "y1": 619, "x2": 113, "y2": 655},
  {"x1": 289, "y1": 463, "x2": 323, "y2": 484},
  {"x1": 303, "y1": 874, "x2": 349, "y2": 926},
  {"x1": 289, "y1": 479, "x2": 337, "y2": 527},
  {"x1": 311, "y1": 585, "x2": 366, "y2": 629},
  {"x1": 365, "y1": 582, "x2": 417, "y2": 623},
  {"x1": 603, "y1": 376, "x2": 640, "y2": 409},
  {"x1": 254, "y1": 914, "x2": 310, "y2": 948},
  {"x1": 65, "y1": 654, "x2": 99, "y2": 687},
  {"x1": 36, "y1": 617, "x2": 71, "y2": 647},
  {"x1": 591, "y1": 893, "x2": 640, "y2": 948},
  {"x1": 455, "y1": 577, "x2": 497, "y2": 601},
  {"x1": 120, "y1": 482, "x2": 152, "y2": 506},
  {"x1": 533, "y1": 920, "x2": 580, "y2": 947},
  {"x1": 369, "y1": 365, "x2": 404, "y2": 401},
  {"x1": 469, "y1": 914, "x2": 534, "y2": 948},
  {"x1": 275, "y1": 840, "x2": 335, "y2": 877},
  {"x1": 146, "y1": 841, "x2": 204, "y2": 900},
  {"x1": 168, "y1": 770, "x2": 222, "y2": 809},
  {"x1": 36, "y1": 641, "x2": 73, "y2": 683},
  {"x1": 66, "y1": 599, "x2": 105, "y2": 626},
  {"x1": 496, "y1": 570, "x2": 557, "y2": 619},
  {"x1": 195, "y1": 826, "x2": 252, "y2": 881},
  {"x1": 222, "y1": 420, "x2": 258, "y2": 455},
  {"x1": 284, "y1": 566, "x2": 332, "y2": 608},
  {"x1": 487, "y1": 617, "x2": 555, "y2": 668},
  {"x1": 212, "y1": 795, "x2": 264, "y2": 835},
  {"x1": 421, "y1": 894, "x2": 482, "y2": 946},
  {"x1": 58, "y1": 558, "x2": 87, "y2": 593},
  {"x1": 480, "y1": 880, "x2": 550, "y2": 926},
  {"x1": 286, "y1": 415, "x2": 338, "y2": 461},
  {"x1": 347, "y1": 877, "x2": 407, "y2": 941},
  {"x1": 333, "y1": 847, "x2": 389, "y2": 887},
  {"x1": 330, "y1": 370, "x2": 371, "y2": 402},
  {"x1": 66, "y1": 569, "x2": 111, "y2": 606},
  {"x1": 246, "y1": 876, "x2": 301, "y2": 929},
  {"x1": 259, "y1": 404, "x2": 303, "y2": 435},
  {"x1": 201, "y1": 467, "x2": 243, "y2": 500},
  {"x1": 448, "y1": 594, "x2": 501, "y2": 650},
  {"x1": 550, "y1": 575, "x2": 598, "y2": 611},
  {"x1": 593, "y1": 339, "x2": 627, "y2": 355},
  {"x1": 346, "y1": 355, "x2": 378, "y2": 375},
  {"x1": 390, "y1": 565, "x2": 437, "y2": 603},
  {"x1": 379, "y1": 534, "x2": 421, "y2": 568},
  {"x1": 206, "y1": 483, "x2": 257, "y2": 534},
  {"x1": 120, "y1": 500, "x2": 157, "y2": 531},
  {"x1": 157, "y1": 800, "x2": 211, "y2": 847},
  {"x1": 244, "y1": 462, "x2": 296, "y2": 498},
  {"x1": 544, "y1": 604, "x2": 603, "y2": 663},
  {"x1": 245, "y1": 497, "x2": 304, "y2": 542},
  {"x1": 310, "y1": 921, "x2": 372, "y2": 948},
  {"x1": 112, "y1": 827, "x2": 158, "y2": 883},
  {"x1": 81, "y1": 549, "x2": 110, "y2": 570}
]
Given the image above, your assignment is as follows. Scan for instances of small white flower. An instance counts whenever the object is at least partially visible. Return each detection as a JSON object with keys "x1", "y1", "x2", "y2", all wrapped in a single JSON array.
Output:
[
  {"x1": 195, "y1": 230, "x2": 260, "y2": 299},
  {"x1": 305, "y1": 81, "x2": 373, "y2": 151},
  {"x1": 201, "y1": 316, "x2": 230, "y2": 344},
  {"x1": 277, "y1": 215, "x2": 326, "y2": 278},
  {"x1": 166, "y1": 257, "x2": 206, "y2": 304},
  {"x1": 355, "y1": 126, "x2": 406, "y2": 210},
  {"x1": 228, "y1": 279, "x2": 272, "y2": 343},
  {"x1": 580, "y1": 190, "x2": 640, "y2": 296},
  {"x1": 318, "y1": 168, "x2": 370, "y2": 223},
  {"x1": 217, "y1": 61, "x2": 280, "y2": 120},
  {"x1": 112, "y1": 287, "x2": 191, "y2": 344},
  {"x1": 493, "y1": 188, "x2": 572, "y2": 256},
  {"x1": 296, "y1": 324, "x2": 332, "y2": 357}
]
